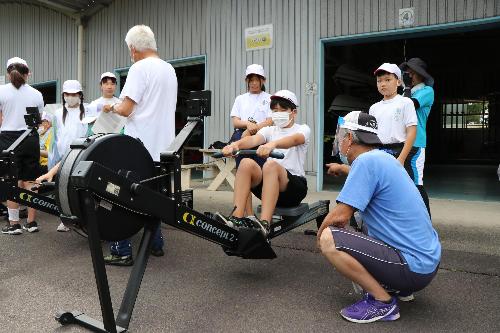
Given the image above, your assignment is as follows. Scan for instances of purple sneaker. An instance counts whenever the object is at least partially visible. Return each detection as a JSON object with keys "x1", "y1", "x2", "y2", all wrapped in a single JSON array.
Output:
[{"x1": 340, "y1": 293, "x2": 400, "y2": 323}]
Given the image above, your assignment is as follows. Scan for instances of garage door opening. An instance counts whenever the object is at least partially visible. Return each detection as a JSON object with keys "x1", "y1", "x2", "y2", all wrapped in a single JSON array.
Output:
[{"x1": 322, "y1": 24, "x2": 500, "y2": 201}]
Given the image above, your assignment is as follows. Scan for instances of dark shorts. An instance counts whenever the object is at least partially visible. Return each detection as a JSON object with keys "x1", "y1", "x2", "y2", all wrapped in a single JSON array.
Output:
[
  {"x1": 251, "y1": 169, "x2": 308, "y2": 207},
  {"x1": 380, "y1": 144, "x2": 419, "y2": 183},
  {"x1": 0, "y1": 131, "x2": 41, "y2": 181},
  {"x1": 329, "y1": 227, "x2": 439, "y2": 293}
]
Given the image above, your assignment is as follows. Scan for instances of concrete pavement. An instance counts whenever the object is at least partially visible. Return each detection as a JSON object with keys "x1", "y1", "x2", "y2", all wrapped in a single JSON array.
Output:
[{"x1": 0, "y1": 188, "x2": 499, "y2": 332}]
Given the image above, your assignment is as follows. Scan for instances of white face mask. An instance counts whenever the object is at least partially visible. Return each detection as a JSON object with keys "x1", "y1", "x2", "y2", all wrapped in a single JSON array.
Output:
[
  {"x1": 64, "y1": 95, "x2": 81, "y2": 107},
  {"x1": 272, "y1": 111, "x2": 292, "y2": 128}
]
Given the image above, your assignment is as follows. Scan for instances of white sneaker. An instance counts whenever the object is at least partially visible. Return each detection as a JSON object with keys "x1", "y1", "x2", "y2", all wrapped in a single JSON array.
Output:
[{"x1": 57, "y1": 222, "x2": 70, "y2": 232}]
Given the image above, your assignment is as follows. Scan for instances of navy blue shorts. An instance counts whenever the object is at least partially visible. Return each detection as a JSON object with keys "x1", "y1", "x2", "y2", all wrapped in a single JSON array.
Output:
[{"x1": 329, "y1": 227, "x2": 438, "y2": 293}]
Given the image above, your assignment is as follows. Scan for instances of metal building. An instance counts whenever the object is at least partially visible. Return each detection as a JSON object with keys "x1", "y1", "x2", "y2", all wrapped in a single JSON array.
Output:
[{"x1": 1, "y1": 0, "x2": 499, "y2": 195}]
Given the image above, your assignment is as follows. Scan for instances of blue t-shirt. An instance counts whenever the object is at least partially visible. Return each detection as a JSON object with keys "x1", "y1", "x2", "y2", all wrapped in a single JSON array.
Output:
[
  {"x1": 337, "y1": 149, "x2": 441, "y2": 274},
  {"x1": 412, "y1": 85, "x2": 434, "y2": 148}
]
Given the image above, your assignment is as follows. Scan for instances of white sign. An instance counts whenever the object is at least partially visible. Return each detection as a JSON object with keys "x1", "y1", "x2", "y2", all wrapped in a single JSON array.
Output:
[
  {"x1": 399, "y1": 7, "x2": 415, "y2": 28},
  {"x1": 0, "y1": 75, "x2": 5, "y2": 85},
  {"x1": 245, "y1": 24, "x2": 273, "y2": 51}
]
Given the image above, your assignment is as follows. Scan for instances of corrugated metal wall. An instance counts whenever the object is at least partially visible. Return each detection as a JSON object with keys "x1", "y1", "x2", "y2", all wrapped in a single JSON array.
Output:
[
  {"x1": 84, "y1": 0, "x2": 499, "y2": 174},
  {"x1": 2, "y1": 0, "x2": 499, "y2": 174},
  {"x1": 0, "y1": 2, "x2": 78, "y2": 89}
]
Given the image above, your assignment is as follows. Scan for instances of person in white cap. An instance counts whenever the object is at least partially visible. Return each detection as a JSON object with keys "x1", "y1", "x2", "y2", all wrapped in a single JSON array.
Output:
[
  {"x1": 91, "y1": 72, "x2": 121, "y2": 107},
  {"x1": 0, "y1": 57, "x2": 44, "y2": 235},
  {"x1": 221, "y1": 90, "x2": 310, "y2": 233},
  {"x1": 100, "y1": 24, "x2": 172, "y2": 265},
  {"x1": 369, "y1": 63, "x2": 419, "y2": 185},
  {"x1": 50, "y1": 79, "x2": 95, "y2": 232},
  {"x1": 229, "y1": 64, "x2": 273, "y2": 219},
  {"x1": 319, "y1": 111, "x2": 440, "y2": 323}
]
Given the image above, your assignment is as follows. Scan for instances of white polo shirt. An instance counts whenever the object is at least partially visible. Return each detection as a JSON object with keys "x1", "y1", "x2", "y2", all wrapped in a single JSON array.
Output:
[
  {"x1": 0, "y1": 83, "x2": 44, "y2": 131},
  {"x1": 369, "y1": 94, "x2": 417, "y2": 144},
  {"x1": 256, "y1": 123, "x2": 310, "y2": 177},
  {"x1": 120, "y1": 57, "x2": 178, "y2": 161},
  {"x1": 230, "y1": 92, "x2": 271, "y2": 123}
]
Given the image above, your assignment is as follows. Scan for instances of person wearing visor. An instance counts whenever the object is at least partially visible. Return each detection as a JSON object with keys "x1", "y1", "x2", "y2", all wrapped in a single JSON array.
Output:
[
  {"x1": 0, "y1": 57, "x2": 44, "y2": 235},
  {"x1": 91, "y1": 72, "x2": 121, "y2": 107},
  {"x1": 400, "y1": 58, "x2": 434, "y2": 215},
  {"x1": 222, "y1": 90, "x2": 310, "y2": 233},
  {"x1": 319, "y1": 111, "x2": 441, "y2": 323},
  {"x1": 229, "y1": 64, "x2": 273, "y2": 220}
]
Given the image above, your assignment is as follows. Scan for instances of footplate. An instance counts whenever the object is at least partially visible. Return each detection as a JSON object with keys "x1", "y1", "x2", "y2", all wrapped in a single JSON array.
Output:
[{"x1": 222, "y1": 227, "x2": 276, "y2": 259}]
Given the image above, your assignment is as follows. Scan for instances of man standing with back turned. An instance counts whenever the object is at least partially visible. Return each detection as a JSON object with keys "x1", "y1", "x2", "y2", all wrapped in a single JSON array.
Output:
[{"x1": 102, "y1": 24, "x2": 178, "y2": 265}]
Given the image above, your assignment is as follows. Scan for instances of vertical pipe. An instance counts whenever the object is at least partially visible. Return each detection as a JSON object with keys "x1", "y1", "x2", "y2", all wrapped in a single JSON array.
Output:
[{"x1": 77, "y1": 19, "x2": 84, "y2": 87}]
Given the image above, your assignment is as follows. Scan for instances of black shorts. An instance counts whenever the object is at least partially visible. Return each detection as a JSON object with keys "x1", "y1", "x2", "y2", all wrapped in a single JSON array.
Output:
[
  {"x1": 0, "y1": 131, "x2": 41, "y2": 181},
  {"x1": 380, "y1": 145, "x2": 419, "y2": 182},
  {"x1": 251, "y1": 169, "x2": 308, "y2": 207},
  {"x1": 329, "y1": 227, "x2": 439, "y2": 293}
]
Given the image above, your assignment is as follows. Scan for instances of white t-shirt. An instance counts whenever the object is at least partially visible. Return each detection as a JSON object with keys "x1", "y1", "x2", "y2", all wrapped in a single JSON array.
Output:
[
  {"x1": 52, "y1": 105, "x2": 90, "y2": 158},
  {"x1": 90, "y1": 96, "x2": 121, "y2": 107},
  {"x1": 256, "y1": 123, "x2": 310, "y2": 177},
  {"x1": 0, "y1": 83, "x2": 44, "y2": 131},
  {"x1": 369, "y1": 94, "x2": 417, "y2": 144},
  {"x1": 120, "y1": 57, "x2": 177, "y2": 161},
  {"x1": 230, "y1": 92, "x2": 271, "y2": 123}
]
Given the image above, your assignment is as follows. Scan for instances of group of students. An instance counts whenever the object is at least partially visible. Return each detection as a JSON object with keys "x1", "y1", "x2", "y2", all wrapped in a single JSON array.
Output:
[
  {"x1": 1, "y1": 22, "x2": 441, "y2": 324},
  {"x1": 220, "y1": 60, "x2": 440, "y2": 323}
]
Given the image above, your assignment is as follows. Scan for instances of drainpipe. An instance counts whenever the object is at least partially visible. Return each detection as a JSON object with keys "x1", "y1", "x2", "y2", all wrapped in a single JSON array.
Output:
[{"x1": 77, "y1": 18, "x2": 85, "y2": 87}]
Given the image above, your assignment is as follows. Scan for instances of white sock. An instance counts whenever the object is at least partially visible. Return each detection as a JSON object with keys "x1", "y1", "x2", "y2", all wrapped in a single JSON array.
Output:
[{"x1": 8, "y1": 208, "x2": 20, "y2": 222}]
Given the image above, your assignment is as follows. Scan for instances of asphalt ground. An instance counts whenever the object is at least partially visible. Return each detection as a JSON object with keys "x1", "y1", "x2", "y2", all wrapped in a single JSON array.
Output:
[{"x1": 1, "y1": 189, "x2": 499, "y2": 333}]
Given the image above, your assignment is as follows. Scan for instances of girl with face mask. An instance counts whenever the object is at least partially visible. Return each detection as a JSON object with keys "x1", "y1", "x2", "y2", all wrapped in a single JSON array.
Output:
[{"x1": 50, "y1": 80, "x2": 92, "y2": 232}]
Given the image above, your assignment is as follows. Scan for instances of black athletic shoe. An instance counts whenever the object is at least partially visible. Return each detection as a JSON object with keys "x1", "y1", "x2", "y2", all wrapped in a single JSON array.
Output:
[
  {"x1": 227, "y1": 216, "x2": 253, "y2": 228},
  {"x1": 259, "y1": 220, "x2": 271, "y2": 234},
  {"x1": 2, "y1": 223, "x2": 23, "y2": 235},
  {"x1": 151, "y1": 248, "x2": 165, "y2": 257},
  {"x1": 22, "y1": 221, "x2": 39, "y2": 233},
  {"x1": 103, "y1": 254, "x2": 133, "y2": 266}
]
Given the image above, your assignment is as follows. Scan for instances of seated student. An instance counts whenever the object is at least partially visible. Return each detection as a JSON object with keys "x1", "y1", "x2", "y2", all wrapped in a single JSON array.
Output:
[
  {"x1": 38, "y1": 112, "x2": 52, "y2": 175},
  {"x1": 221, "y1": 90, "x2": 310, "y2": 233},
  {"x1": 318, "y1": 111, "x2": 441, "y2": 323}
]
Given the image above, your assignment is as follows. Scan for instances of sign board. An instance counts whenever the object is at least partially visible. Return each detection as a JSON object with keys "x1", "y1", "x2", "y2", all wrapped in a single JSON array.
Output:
[
  {"x1": 245, "y1": 24, "x2": 273, "y2": 51},
  {"x1": 399, "y1": 7, "x2": 415, "y2": 28},
  {"x1": 0, "y1": 75, "x2": 5, "y2": 85}
]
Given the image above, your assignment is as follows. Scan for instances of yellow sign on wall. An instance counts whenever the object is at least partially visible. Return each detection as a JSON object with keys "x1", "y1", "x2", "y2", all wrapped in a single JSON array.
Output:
[{"x1": 245, "y1": 24, "x2": 273, "y2": 51}]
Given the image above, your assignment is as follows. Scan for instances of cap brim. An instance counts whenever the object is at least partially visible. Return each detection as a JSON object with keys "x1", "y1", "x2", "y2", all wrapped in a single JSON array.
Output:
[
  {"x1": 63, "y1": 89, "x2": 82, "y2": 94},
  {"x1": 270, "y1": 95, "x2": 298, "y2": 107},
  {"x1": 355, "y1": 130, "x2": 382, "y2": 146}
]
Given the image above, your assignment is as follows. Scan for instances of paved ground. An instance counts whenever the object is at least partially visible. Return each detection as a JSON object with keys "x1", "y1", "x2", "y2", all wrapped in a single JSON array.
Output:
[{"x1": 1, "y1": 188, "x2": 499, "y2": 333}]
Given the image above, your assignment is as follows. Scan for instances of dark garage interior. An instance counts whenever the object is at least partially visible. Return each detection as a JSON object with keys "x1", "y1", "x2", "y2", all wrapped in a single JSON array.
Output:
[{"x1": 323, "y1": 24, "x2": 500, "y2": 201}]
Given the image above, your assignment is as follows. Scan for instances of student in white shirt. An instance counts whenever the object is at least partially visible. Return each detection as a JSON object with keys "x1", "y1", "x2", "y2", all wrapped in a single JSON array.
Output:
[
  {"x1": 222, "y1": 90, "x2": 310, "y2": 234},
  {"x1": 101, "y1": 24, "x2": 175, "y2": 265},
  {"x1": 230, "y1": 64, "x2": 273, "y2": 219},
  {"x1": 369, "y1": 63, "x2": 418, "y2": 178},
  {"x1": 0, "y1": 57, "x2": 44, "y2": 235},
  {"x1": 91, "y1": 72, "x2": 121, "y2": 107},
  {"x1": 51, "y1": 79, "x2": 95, "y2": 232}
]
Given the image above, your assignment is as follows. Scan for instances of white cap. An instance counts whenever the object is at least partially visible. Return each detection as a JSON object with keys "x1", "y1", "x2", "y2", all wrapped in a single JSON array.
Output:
[
  {"x1": 374, "y1": 63, "x2": 402, "y2": 80},
  {"x1": 41, "y1": 112, "x2": 51, "y2": 121},
  {"x1": 62, "y1": 80, "x2": 82, "y2": 93},
  {"x1": 100, "y1": 72, "x2": 116, "y2": 81},
  {"x1": 6, "y1": 57, "x2": 28, "y2": 69},
  {"x1": 245, "y1": 64, "x2": 266, "y2": 79},
  {"x1": 271, "y1": 90, "x2": 299, "y2": 107}
]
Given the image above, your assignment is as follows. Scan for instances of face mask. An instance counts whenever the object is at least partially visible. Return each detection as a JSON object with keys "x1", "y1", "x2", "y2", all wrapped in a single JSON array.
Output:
[
  {"x1": 338, "y1": 137, "x2": 351, "y2": 165},
  {"x1": 37, "y1": 127, "x2": 45, "y2": 135},
  {"x1": 64, "y1": 95, "x2": 81, "y2": 107},
  {"x1": 272, "y1": 111, "x2": 292, "y2": 128}
]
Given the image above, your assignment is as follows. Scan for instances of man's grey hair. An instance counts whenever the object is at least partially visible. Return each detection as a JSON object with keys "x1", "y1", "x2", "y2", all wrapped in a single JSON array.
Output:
[
  {"x1": 339, "y1": 128, "x2": 361, "y2": 144},
  {"x1": 125, "y1": 25, "x2": 157, "y2": 52}
]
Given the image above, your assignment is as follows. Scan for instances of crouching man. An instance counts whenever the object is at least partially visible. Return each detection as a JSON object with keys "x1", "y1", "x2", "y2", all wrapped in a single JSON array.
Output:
[{"x1": 317, "y1": 111, "x2": 441, "y2": 323}]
